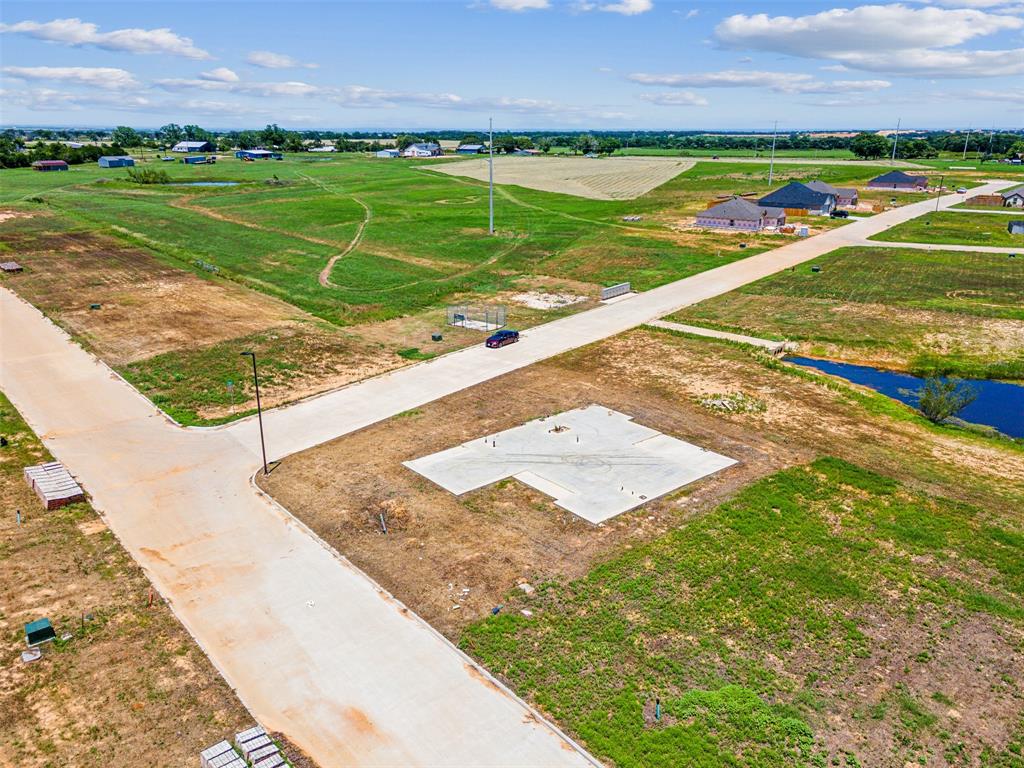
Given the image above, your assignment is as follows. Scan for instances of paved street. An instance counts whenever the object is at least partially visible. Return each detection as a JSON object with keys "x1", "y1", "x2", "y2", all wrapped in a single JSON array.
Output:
[{"x1": 0, "y1": 179, "x2": 1010, "y2": 767}]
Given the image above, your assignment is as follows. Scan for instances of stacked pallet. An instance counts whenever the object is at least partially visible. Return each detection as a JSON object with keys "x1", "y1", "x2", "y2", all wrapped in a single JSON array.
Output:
[
  {"x1": 200, "y1": 741, "x2": 245, "y2": 768},
  {"x1": 23, "y1": 462, "x2": 85, "y2": 510},
  {"x1": 235, "y1": 726, "x2": 287, "y2": 767}
]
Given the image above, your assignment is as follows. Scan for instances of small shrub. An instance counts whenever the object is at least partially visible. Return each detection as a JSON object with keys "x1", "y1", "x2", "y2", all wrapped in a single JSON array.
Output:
[{"x1": 126, "y1": 166, "x2": 171, "y2": 185}]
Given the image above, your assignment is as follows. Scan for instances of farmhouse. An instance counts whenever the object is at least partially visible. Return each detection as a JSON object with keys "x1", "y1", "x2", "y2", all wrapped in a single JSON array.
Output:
[
  {"x1": 98, "y1": 155, "x2": 135, "y2": 168},
  {"x1": 172, "y1": 140, "x2": 215, "y2": 153},
  {"x1": 805, "y1": 180, "x2": 858, "y2": 207},
  {"x1": 456, "y1": 144, "x2": 486, "y2": 154},
  {"x1": 31, "y1": 160, "x2": 68, "y2": 172},
  {"x1": 376, "y1": 148, "x2": 401, "y2": 158},
  {"x1": 403, "y1": 142, "x2": 443, "y2": 158},
  {"x1": 1010, "y1": 220, "x2": 1024, "y2": 235},
  {"x1": 1001, "y1": 185, "x2": 1024, "y2": 208},
  {"x1": 867, "y1": 170, "x2": 928, "y2": 191},
  {"x1": 759, "y1": 181, "x2": 836, "y2": 215},
  {"x1": 695, "y1": 196, "x2": 786, "y2": 231}
]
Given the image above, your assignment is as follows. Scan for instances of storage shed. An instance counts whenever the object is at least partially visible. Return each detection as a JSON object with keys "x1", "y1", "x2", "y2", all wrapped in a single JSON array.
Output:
[
  {"x1": 172, "y1": 140, "x2": 215, "y2": 152},
  {"x1": 376, "y1": 148, "x2": 400, "y2": 158},
  {"x1": 456, "y1": 144, "x2": 485, "y2": 154},
  {"x1": 235, "y1": 149, "x2": 273, "y2": 160},
  {"x1": 1009, "y1": 220, "x2": 1024, "y2": 235},
  {"x1": 25, "y1": 618, "x2": 56, "y2": 647},
  {"x1": 182, "y1": 155, "x2": 215, "y2": 165},
  {"x1": 98, "y1": 155, "x2": 135, "y2": 168},
  {"x1": 31, "y1": 160, "x2": 68, "y2": 172},
  {"x1": 24, "y1": 461, "x2": 85, "y2": 509}
]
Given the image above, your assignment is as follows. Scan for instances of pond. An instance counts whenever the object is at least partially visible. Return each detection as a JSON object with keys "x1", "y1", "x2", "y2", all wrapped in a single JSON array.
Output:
[
  {"x1": 166, "y1": 181, "x2": 240, "y2": 187},
  {"x1": 785, "y1": 356, "x2": 1024, "y2": 439}
]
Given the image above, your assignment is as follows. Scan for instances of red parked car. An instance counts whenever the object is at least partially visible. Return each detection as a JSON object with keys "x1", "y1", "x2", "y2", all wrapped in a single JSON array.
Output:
[{"x1": 486, "y1": 330, "x2": 520, "y2": 348}]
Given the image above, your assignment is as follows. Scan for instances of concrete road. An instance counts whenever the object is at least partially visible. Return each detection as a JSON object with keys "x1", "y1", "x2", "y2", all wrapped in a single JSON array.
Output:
[
  {"x1": 857, "y1": 240, "x2": 1021, "y2": 254},
  {"x1": 0, "y1": 179, "x2": 1010, "y2": 767}
]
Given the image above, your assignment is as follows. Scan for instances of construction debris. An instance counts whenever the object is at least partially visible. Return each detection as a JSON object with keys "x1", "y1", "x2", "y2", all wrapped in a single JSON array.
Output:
[
  {"x1": 0, "y1": 261, "x2": 23, "y2": 273},
  {"x1": 23, "y1": 461, "x2": 85, "y2": 510}
]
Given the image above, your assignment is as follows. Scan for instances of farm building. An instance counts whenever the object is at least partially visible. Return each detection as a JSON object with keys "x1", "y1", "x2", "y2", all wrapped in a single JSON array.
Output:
[
  {"x1": 695, "y1": 196, "x2": 786, "y2": 231},
  {"x1": 759, "y1": 181, "x2": 836, "y2": 215},
  {"x1": 456, "y1": 144, "x2": 486, "y2": 154},
  {"x1": 402, "y1": 142, "x2": 443, "y2": 158},
  {"x1": 867, "y1": 170, "x2": 928, "y2": 191},
  {"x1": 376, "y1": 148, "x2": 401, "y2": 158},
  {"x1": 1010, "y1": 220, "x2": 1024, "y2": 235},
  {"x1": 1001, "y1": 186, "x2": 1024, "y2": 208},
  {"x1": 31, "y1": 160, "x2": 68, "y2": 172},
  {"x1": 805, "y1": 180, "x2": 857, "y2": 207},
  {"x1": 307, "y1": 146, "x2": 337, "y2": 152},
  {"x1": 235, "y1": 149, "x2": 281, "y2": 160},
  {"x1": 172, "y1": 140, "x2": 215, "y2": 153},
  {"x1": 98, "y1": 155, "x2": 135, "y2": 168}
]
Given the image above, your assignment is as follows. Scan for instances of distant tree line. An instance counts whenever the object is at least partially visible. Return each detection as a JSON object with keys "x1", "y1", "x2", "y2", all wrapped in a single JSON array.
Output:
[
  {"x1": 3, "y1": 124, "x2": 1022, "y2": 166},
  {"x1": 0, "y1": 132, "x2": 124, "y2": 169}
]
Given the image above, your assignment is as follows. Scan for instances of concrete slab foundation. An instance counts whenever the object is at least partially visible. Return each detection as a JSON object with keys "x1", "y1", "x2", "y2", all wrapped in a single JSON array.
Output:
[{"x1": 403, "y1": 405, "x2": 736, "y2": 523}]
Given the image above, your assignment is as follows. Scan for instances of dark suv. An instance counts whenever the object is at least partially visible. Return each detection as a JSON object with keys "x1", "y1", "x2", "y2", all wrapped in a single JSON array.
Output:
[
  {"x1": 486, "y1": 329, "x2": 520, "y2": 348},
  {"x1": 830, "y1": 209, "x2": 849, "y2": 219}
]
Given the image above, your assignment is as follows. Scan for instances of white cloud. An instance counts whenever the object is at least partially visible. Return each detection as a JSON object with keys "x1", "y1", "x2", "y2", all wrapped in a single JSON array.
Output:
[
  {"x1": 628, "y1": 70, "x2": 891, "y2": 94},
  {"x1": 245, "y1": 50, "x2": 318, "y2": 69},
  {"x1": 673, "y1": 8, "x2": 699, "y2": 19},
  {"x1": 960, "y1": 89, "x2": 1024, "y2": 103},
  {"x1": 157, "y1": 77, "x2": 321, "y2": 97},
  {"x1": 490, "y1": 0, "x2": 550, "y2": 9},
  {"x1": 0, "y1": 18, "x2": 211, "y2": 59},
  {"x1": 638, "y1": 91, "x2": 709, "y2": 106},
  {"x1": 199, "y1": 67, "x2": 239, "y2": 83},
  {"x1": 714, "y1": 4, "x2": 1024, "y2": 77},
  {"x1": 3, "y1": 87, "x2": 154, "y2": 111},
  {"x1": 1, "y1": 65, "x2": 139, "y2": 89},
  {"x1": 599, "y1": 0, "x2": 653, "y2": 14}
]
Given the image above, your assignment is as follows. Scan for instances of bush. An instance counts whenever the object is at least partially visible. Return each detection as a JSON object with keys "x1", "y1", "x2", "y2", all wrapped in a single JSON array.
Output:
[
  {"x1": 916, "y1": 377, "x2": 977, "y2": 423},
  {"x1": 126, "y1": 167, "x2": 171, "y2": 185}
]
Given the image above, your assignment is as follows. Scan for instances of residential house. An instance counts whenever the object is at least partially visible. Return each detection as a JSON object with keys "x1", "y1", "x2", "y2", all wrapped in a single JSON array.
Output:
[
  {"x1": 758, "y1": 181, "x2": 836, "y2": 215},
  {"x1": 805, "y1": 180, "x2": 858, "y2": 207},
  {"x1": 866, "y1": 170, "x2": 928, "y2": 191},
  {"x1": 402, "y1": 142, "x2": 442, "y2": 158},
  {"x1": 695, "y1": 196, "x2": 786, "y2": 231},
  {"x1": 1001, "y1": 185, "x2": 1024, "y2": 208}
]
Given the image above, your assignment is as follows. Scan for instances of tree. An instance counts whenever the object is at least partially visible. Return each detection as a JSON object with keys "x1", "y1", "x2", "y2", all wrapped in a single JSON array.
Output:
[
  {"x1": 182, "y1": 124, "x2": 210, "y2": 142},
  {"x1": 573, "y1": 134, "x2": 597, "y2": 155},
  {"x1": 111, "y1": 126, "x2": 140, "y2": 149},
  {"x1": 157, "y1": 123, "x2": 184, "y2": 146},
  {"x1": 915, "y1": 378, "x2": 977, "y2": 423},
  {"x1": 493, "y1": 134, "x2": 517, "y2": 154},
  {"x1": 537, "y1": 137, "x2": 553, "y2": 154},
  {"x1": 850, "y1": 132, "x2": 890, "y2": 159},
  {"x1": 259, "y1": 124, "x2": 287, "y2": 148},
  {"x1": 460, "y1": 134, "x2": 483, "y2": 146},
  {"x1": 394, "y1": 134, "x2": 422, "y2": 150},
  {"x1": 597, "y1": 136, "x2": 622, "y2": 155},
  {"x1": 1007, "y1": 140, "x2": 1024, "y2": 159}
]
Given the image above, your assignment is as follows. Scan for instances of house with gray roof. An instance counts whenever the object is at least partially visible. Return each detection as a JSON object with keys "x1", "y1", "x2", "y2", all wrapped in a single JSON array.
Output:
[
  {"x1": 695, "y1": 197, "x2": 786, "y2": 231},
  {"x1": 805, "y1": 180, "x2": 858, "y2": 207},
  {"x1": 758, "y1": 181, "x2": 836, "y2": 215},
  {"x1": 866, "y1": 170, "x2": 928, "y2": 190},
  {"x1": 1001, "y1": 185, "x2": 1024, "y2": 208}
]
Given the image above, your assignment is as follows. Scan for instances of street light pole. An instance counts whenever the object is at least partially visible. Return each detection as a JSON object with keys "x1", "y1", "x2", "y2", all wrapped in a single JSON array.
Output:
[
  {"x1": 767, "y1": 121, "x2": 778, "y2": 186},
  {"x1": 488, "y1": 117, "x2": 494, "y2": 235},
  {"x1": 934, "y1": 174, "x2": 945, "y2": 215},
  {"x1": 891, "y1": 117, "x2": 901, "y2": 161},
  {"x1": 240, "y1": 351, "x2": 268, "y2": 475}
]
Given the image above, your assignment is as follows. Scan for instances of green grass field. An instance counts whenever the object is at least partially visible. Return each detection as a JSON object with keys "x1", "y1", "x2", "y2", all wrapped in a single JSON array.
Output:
[
  {"x1": 670, "y1": 246, "x2": 1024, "y2": 379},
  {"x1": 462, "y1": 457, "x2": 1024, "y2": 768},
  {"x1": 871, "y1": 211, "x2": 1024, "y2": 248},
  {"x1": 1, "y1": 154, "x2": 902, "y2": 328}
]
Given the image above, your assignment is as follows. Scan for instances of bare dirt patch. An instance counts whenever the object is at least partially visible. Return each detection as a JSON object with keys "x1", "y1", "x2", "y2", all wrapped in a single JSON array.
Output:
[
  {"x1": 0, "y1": 225, "x2": 298, "y2": 365},
  {"x1": 428, "y1": 156, "x2": 695, "y2": 200}
]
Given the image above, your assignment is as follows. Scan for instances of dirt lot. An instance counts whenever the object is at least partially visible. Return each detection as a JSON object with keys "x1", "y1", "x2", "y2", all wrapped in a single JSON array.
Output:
[
  {"x1": 259, "y1": 328, "x2": 1023, "y2": 766},
  {"x1": 259, "y1": 328, "x2": 1021, "y2": 637},
  {"x1": 0, "y1": 392, "x2": 254, "y2": 767},
  {"x1": 429, "y1": 156, "x2": 696, "y2": 200},
  {"x1": 0, "y1": 213, "x2": 298, "y2": 366}
]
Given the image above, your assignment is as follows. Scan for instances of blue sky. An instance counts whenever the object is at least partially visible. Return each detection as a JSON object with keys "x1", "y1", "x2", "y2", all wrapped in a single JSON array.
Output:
[{"x1": 1, "y1": 0, "x2": 1022, "y2": 131}]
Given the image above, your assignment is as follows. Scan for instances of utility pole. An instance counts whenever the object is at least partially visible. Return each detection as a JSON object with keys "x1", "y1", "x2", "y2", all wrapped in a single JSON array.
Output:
[
  {"x1": 767, "y1": 121, "x2": 778, "y2": 186},
  {"x1": 987, "y1": 125, "x2": 995, "y2": 158},
  {"x1": 934, "y1": 174, "x2": 945, "y2": 215},
  {"x1": 488, "y1": 117, "x2": 494, "y2": 235},
  {"x1": 239, "y1": 351, "x2": 268, "y2": 476},
  {"x1": 891, "y1": 117, "x2": 901, "y2": 161},
  {"x1": 962, "y1": 127, "x2": 972, "y2": 160}
]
